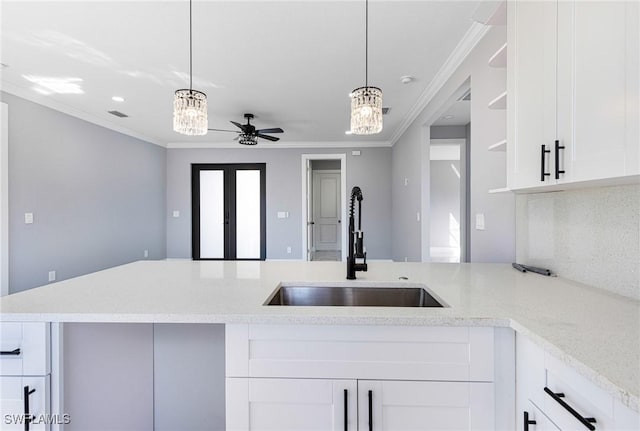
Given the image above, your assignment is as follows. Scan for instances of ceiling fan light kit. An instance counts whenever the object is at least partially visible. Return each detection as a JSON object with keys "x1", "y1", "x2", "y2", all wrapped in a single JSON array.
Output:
[
  {"x1": 173, "y1": 0, "x2": 208, "y2": 136},
  {"x1": 350, "y1": 0, "x2": 383, "y2": 135}
]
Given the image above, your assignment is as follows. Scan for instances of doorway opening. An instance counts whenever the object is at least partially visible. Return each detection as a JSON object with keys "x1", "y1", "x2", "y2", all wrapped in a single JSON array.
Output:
[
  {"x1": 428, "y1": 83, "x2": 471, "y2": 263},
  {"x1": 301, "y1": 154, "x2": 347, "y2": 262},
  {"x1": 191, "y1": 163, "x2": 266, "y2": 260}
]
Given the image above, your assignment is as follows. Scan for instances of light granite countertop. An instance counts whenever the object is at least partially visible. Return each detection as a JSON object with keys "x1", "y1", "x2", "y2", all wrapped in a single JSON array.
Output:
[{"x1": 0, "y1": 260, "x2": 638, "y2": 412}]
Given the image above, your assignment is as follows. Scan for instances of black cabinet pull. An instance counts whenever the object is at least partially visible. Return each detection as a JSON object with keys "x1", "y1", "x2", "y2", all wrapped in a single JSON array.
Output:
[
  {"x1": 541, "y1": 145, "x2": 551, "y2": 181},
  {"x1": 524, "y1": 411, "x2": 537, "y2": 430},
  {"x1": 368, "y1": 390, "x2": 373, "y2": 431},
  {"x1": 23, "y1": 385, "x2": 36, "y2": 431},
  {"x1": 544, "y1": 387, "x2": 596, "y2": 430},
  {"x1": 343, "y1": 389, "x2": 348, "y2": 431},
  {"x1": 555, "y1": 140, "x2": 566, "y2": 179},
  {"x1": 0, "y1": 348, "x2": 21, "y2": 355}
]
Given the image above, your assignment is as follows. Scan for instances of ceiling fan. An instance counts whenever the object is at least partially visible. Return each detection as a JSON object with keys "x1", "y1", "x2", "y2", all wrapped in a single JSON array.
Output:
[{"x1": 208, "y1": 113, "x2": 284, "y2": 145}]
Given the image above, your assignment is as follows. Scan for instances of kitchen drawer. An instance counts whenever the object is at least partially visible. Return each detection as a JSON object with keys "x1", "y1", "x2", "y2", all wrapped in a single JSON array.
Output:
[
  {"x1": 543, "y1": 353, "x2": 616, "y2": 430},
  {"x1": 0, "y1": 375, "x2": 50, "y2": 430},
  {"x1": 0, "y1": 322, "x2": 50, "y2": 376},
  {"x1": 226, "y1": 324, "x2": 494, "y2": 381}
]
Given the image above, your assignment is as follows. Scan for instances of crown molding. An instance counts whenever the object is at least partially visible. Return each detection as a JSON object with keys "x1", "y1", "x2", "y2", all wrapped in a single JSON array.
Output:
[
  {"x1": 0, "y1": 82, "x2": 165, "y2": 147},
  {"x1": 166, "y1": 140, "x2": 392, "y2": 149},
  {"x1": 389, "y1": 22, "x2": 490, "y2": 146}
]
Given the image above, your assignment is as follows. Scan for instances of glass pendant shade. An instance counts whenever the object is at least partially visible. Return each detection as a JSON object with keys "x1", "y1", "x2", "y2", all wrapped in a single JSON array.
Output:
[
  {"x1": 350, "y1": 86, "x2": 383, "y2": 135},
  {"x1": 173, "y1": 89, "x2": 208, "y2": 136}
]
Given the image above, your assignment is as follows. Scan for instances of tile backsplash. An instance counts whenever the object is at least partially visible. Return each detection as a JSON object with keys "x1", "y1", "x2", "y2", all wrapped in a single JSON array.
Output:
[{"x1": 516, "y1": 184, "x2": 640, "y2": 300}]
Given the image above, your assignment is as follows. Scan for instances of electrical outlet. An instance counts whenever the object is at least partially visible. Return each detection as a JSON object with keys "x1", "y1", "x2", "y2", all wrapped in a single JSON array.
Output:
[
  {"x1": 416, "y1": 212, "x2": 421, "y2": 222},
  {"x1": 144, "y1": 250, "x2": 149, "y2": 258},
  {"x1": 287, "y1": 246, "x2": 292, "y2": 254},
  {"x1": 404, "y1": 178, "x2": 409, "y2": 186},
  {"x1": 172, "y1": 210, "x2": 180, "y2": 218},
  {"x1": 48, "y1": 271, "x2": 56, "y2": 282},
  {"x1": 24, "y1": 213, "x2": 34, "y2": 224}
]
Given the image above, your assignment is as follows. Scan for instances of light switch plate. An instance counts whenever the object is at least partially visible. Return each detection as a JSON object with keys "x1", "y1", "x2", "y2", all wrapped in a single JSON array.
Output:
[
  {"x1": 277, "y1": 211, "x2": 289, "y2": 219},
  {"x1": 24, "y1": 212, "x2": 34, "y2": 224},
  {"x1": 475, "y1": 213, "x2": 485, "y2": 230},
  {"x1": 172, "y1": 210, "x2": 180, "y2": 218}
]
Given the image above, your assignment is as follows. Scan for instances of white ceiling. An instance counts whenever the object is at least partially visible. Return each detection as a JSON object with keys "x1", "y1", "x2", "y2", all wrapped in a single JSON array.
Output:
[
  {"x1": 432, "y1": 98, "x2": 471, "y2": 126},
  {"x1": 0, "y1": 1, "x2": 482, "y2": 147}
]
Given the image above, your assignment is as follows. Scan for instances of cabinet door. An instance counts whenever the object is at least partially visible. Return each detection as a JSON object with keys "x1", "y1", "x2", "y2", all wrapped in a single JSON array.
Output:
[
  {"x1": 557, "y1": 1, "x2": 636, "y2": 182},
  {"x1": 516, "y1": 334, "x2": 546, "y2": 413},
  {"x1": 508, "y1": 0, "x2": 558, "y2": 189},
  {"x1": 0, "y1": 376, "x2": 50, "y2": 431},
  {"x1": 522, "y1": 400, "x2": 560, "y2": 431},
  {"x1": 357, "y1": 380, "x2": 494, "y2": 431},
  {"x1": 226, "y1": 378, "x2": 357, "y2": 431}
]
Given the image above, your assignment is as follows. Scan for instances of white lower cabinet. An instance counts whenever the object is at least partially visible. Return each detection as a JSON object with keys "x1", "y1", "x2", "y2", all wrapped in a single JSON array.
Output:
[
  {"x1": 523, "y1": 400, "x2": 560, "y2": 431},
  {"x1": 516, "y1": 333, "x2": 640, "y2": 431},
  {"x1": 0, "y1": 376, "x2": 50, "y2": 431},
  {"x1": 226, "y1": 325, "x2": 496, "y2": 431},
  {"x1": 357, "y1": 380, "x2": 494, "y2": 431},
  {"x1": 226, "y1": 378, "x2": 494, "y2": 431},
  {"x1": 227, "y1": 378, "x2": 357, "y2": 431}
]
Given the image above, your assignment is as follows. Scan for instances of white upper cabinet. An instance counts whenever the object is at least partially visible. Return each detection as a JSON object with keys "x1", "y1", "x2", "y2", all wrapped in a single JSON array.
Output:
[{"x1": 508, "y1": 0, "x2": 639, "y2": 191}]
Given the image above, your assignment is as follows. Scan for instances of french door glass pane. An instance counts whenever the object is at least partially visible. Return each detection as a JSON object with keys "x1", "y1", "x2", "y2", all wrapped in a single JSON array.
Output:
[
  {"x1": 199, "y1": 170, "x2": 224, "y2": 259},
  {"x1": 235, "y1": 170, "x2": 261, "y2": 259}
]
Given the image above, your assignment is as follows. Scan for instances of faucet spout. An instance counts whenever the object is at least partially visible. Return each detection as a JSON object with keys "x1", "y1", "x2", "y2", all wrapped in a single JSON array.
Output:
[{"x1": 347, "y1": 186, "x2": 368, "y2": 280}]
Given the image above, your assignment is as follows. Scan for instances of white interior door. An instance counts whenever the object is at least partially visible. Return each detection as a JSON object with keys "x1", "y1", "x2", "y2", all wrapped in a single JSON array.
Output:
[
  {"x1": 306, "y1": 159, "x2": 313, "y2": 261},
  {"x1": 312, "y1": 171, "x2": 341, "y2": 252}
]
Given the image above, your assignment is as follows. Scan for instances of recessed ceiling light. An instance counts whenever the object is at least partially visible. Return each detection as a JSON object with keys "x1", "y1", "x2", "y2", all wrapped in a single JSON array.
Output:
[
  {"x1": 112, "y1": 96, "x2": 125, "y2": 102},
  {"x1": 443, "y1": 115, "x2": 455, "y2": 120},
  {"x1": 23, "y1": 75, "x2": 84, "y2": 95}
]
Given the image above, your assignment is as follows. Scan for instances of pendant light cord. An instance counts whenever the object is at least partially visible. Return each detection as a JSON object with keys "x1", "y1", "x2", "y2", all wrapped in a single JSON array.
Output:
[
  {"x1": 365, "y1": 0, "x2": 368, "y2": 87},
  {"x1": 189, "y1": 0, "x2": 193, "y2": 91}
]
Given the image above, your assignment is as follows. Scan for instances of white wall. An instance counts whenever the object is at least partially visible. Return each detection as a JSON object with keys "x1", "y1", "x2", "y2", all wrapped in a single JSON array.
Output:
[
  {"x1": 166, "y1": 146, "x2": 392, "y2": 260},
  {"x1": 1, "y1": 102, "x2": 8, "y2": 296},
  {"x1": 391, "y1": 26, "x2": 515, "y2": 263}
]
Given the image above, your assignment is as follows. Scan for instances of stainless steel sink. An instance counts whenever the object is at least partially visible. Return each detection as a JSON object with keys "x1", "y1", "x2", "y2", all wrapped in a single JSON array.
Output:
[{"x1": 264, "y1": 283, "x2": 445, "y2": 307}]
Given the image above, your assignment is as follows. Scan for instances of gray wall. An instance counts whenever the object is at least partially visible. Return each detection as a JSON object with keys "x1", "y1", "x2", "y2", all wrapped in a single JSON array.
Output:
[
  {"x1": 2, "y1": 92, "x2": 167, "y2": 293},
  {"x1": 166, "y1": 147, "x2": 392, "y2": 260},
  {"x1": 516, "y1": 184, "x2": 640, "y2": 300},
  {"x1": 391, "y1": 26, "x2": 515, "y2": 262}
]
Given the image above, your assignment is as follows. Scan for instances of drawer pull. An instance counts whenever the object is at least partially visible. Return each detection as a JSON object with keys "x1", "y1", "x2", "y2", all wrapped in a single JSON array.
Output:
[
  {"x1": 23, "y1": 385, "x2": 36, "y2": 431},
  {"x1": 541, "y1": 145, "x2": 551, "y2": 181},
  {"x1": 343, "y1": 389, "x2": 348, "y2": 431},
  {"x1": 524, "y1": 411, "x2": 536, "y2": 430},
  {"x1": 544, "y1": 387, "x2": 596, "y2": 430},
  {"x1": 0, "y1": 348, "x2": 21, "y2": 356},
  {"x1": 554, "y1": 140, "x2": 565, "y2": 179},
  {"x1": 368, "y1": 390, "x2": 373, "y2": 431}
]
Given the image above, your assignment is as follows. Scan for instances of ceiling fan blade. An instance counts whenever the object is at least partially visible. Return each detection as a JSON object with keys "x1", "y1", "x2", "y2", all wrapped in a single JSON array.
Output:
[
  {"x1": 256, "y1": 127, "x2": 284, "y2": 134},
  {"x1": 257, "y1": 134, "x2": 280, "y2": 142},
  {"x1": 208, "y1": 128, "x2": 238, "y2": 133},
  {"x1": 230, "y1": 121, "x2": 247, "y2": 132}
]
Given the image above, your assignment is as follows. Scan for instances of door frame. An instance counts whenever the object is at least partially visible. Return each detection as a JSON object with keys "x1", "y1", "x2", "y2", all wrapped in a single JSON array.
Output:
[
  {"x1": 301, "y1": 154, "x2": 347, "y2": 261},
  {"x1": 191, "y1": 163, "x2": 266, "y2": 261}
]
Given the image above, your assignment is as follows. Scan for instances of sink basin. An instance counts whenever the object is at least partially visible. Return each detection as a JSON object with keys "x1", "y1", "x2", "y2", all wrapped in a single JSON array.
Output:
[{"x1": 264, "y1": 283, "x2": 445, "y2": 307}]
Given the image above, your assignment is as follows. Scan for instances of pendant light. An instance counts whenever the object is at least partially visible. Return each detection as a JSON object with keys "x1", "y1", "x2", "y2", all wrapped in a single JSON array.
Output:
[
  {"x1": 173, "y1": 0, "x2": 208, "y2": 136},
  {"x1": 350, "y1": 0, "x2": 382, "y2": 135}
]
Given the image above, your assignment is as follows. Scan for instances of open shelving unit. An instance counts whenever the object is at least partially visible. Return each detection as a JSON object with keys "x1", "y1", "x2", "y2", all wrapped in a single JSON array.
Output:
[
  {"x1": 488, "y1": 139, "x2": 507, "y2": 152},
  {"x1": 488, "y1": 91, "x2": 507, "y2": 110}
]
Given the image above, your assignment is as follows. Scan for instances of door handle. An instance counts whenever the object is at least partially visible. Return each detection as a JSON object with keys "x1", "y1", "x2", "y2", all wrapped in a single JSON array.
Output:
[
  {"x1": 308, "y1": 221, "x2": 315, "y2": 225},
  {"x1": 343, "y1": 389, "x2": 348, "y2": 431},
  {"x1": 541, "y1": 144, "x2": 551, "y2": 181},
  {"x1": 544, "y1": 387, "x2": 596, "y2": 430},
  {"x1": 23, "y1": 385, "x2": 36, "y2": 431},
  {"x1": 0, "y1": 348, "x2": 20, "y2": 355},
  {"x1": 368, "y1": 390, "x2": 373, "y2": 431},
  {"x1": 555, "y1": 140, "x2": 565, "y2": 179},
  {"x1": 524, "y1": 411, "x2": 536, "y2": 430}
]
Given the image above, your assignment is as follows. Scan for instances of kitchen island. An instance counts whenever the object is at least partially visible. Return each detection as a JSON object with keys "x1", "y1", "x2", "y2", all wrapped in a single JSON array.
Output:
[{"x1": 0, "y1": 260, "x2": 638, "y2": 429}]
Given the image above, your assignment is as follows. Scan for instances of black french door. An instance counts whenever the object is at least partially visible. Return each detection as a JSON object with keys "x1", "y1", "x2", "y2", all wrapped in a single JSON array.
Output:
[{"x1": 191, "y1": 163, "x2": 266, "y2": 260}]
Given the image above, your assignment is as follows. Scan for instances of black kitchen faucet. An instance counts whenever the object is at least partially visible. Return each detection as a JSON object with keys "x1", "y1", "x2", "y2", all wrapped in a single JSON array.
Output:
[{"x1": 347, "y1": 186, "x2": 368, "y2": 280}]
